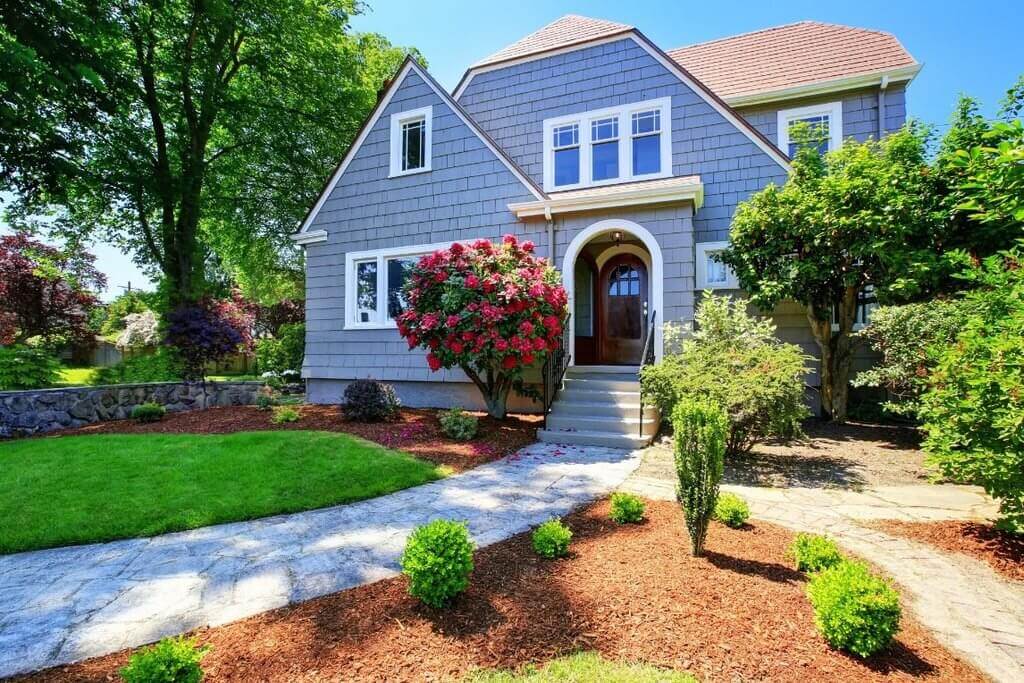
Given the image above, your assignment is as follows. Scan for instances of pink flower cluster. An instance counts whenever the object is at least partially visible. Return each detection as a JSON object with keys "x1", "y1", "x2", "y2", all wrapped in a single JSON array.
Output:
[{"x1": 396, "y1": 234, "x2": 568, "y2": 375}]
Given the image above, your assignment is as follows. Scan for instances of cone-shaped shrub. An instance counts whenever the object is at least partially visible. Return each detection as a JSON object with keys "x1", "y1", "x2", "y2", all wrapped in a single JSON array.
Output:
[{"x1": 672, "y1": 397, "x2": 727, "y2": 556}]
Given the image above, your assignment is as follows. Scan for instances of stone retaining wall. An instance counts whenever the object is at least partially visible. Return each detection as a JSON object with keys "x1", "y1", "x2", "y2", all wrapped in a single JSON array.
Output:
[{"x1": 0, "y1": 381, "x2": 263, "y2": 437}]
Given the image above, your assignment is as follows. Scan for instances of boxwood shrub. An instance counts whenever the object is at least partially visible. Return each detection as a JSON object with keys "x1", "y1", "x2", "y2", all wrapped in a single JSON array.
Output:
[
  {"x1": 400, "y1": 519, "x2": 474, "y2": 608},
  {"x1": 609, "y1": 492, "x2": 646, "y2": 524},
  {"x1": 807, "y1": 560, "x2": 901, "y2": 657},
  {"x1": 130, "y1": 402, "x2": 166, "y2": 423},
  {"x1": 532, "y1": 518, "x2": 573, "y2": 559},
  {"x1": 789, "y1": 533, "x2": 845, "y2": 573},
  {"x1": 439, "y1": 407, "x2": 478, "y2": 440},
  {"x1": 713, "y1": 492, "x2": 750, "y2": 528},
  {"x1": 120, "y1": 635, "x2": 209, "y2": 683}
]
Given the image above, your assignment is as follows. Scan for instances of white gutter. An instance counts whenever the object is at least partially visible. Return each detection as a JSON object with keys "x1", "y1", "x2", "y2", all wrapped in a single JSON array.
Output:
[
  {"x1": 724, "y1": 64, "x2": 921, "y2": 108},
  {"x1": 508, "y1": 180, "x2": 704, "y2": 220}
]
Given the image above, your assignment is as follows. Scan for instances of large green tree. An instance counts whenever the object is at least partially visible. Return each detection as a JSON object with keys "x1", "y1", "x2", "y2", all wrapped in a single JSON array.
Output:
[
  {"x1": 720, "y1": 126, "x2": 945, "y2": 421},
  {"x1": 1, "y1": 0, "x2": 415, "y2": 305}
]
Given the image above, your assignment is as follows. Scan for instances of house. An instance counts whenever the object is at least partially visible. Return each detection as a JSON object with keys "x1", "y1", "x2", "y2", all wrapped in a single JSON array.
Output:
[{"x1": 292, "y1": 15, "x2": 920, "y2": 447}]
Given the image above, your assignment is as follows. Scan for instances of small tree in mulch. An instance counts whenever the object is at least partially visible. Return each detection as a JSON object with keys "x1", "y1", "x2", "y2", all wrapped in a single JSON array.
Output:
[
  {"x1": 396, "y1": 235, "x2": 568, "y2": 419},
  {"x1": 673, "y1": 397, "x2": 727, "y2": 557}
]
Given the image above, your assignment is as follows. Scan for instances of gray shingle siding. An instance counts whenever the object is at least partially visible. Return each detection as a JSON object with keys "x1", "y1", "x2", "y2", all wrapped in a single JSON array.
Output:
[
  {"x1": 735, "y1": 84, "x2": 908, "y2": 151},
  {"x1": 457, "y1": 37, "x2": 789, "y2": 244},
  {"x1": 303, "y1": 69, "x2": 540, "y2": 386}
]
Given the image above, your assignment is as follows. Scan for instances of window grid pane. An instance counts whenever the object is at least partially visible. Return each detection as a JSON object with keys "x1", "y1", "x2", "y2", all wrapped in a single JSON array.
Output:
[
  {"x1": 386, "y1": 256, "x2": 418, "y2": 319},
  {"x1": 401, "y1": 119, "x2": 425, "y2": 171},
  {"x1": 552, "y1": 123, "x2": 579, "y2": 149},
  {"x1": 631, "y1": 110, "x2": 661, "y2": 136},
  {"x1": 787, "y1": 115, "x2": 830, "y2": 157},
  {"x1": 632, "y1": 134, "x2": 661, "y2": 175},
  {"x1": 355, "y1": 260, "x2": 378, "y2": 323},
  {"x1": 706, "y1": 252, "x2": 728, "y2": 284},
  {"x1": 591, "y1": 117, "x2": 618, "y2": 141}
]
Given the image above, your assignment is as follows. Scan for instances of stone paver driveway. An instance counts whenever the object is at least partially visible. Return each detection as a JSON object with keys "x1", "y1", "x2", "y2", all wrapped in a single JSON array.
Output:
[
  {"x1": 623, "y1": 456, "x2": 1024, "y2": 683},
  {"x1": 0, "y1": 442, "x2": 641, "y2": 678}
]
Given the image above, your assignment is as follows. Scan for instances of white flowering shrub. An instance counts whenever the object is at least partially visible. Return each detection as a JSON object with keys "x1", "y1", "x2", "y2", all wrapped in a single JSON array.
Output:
[{"x1": 116, "y1": 310, "x2": 160, "y2": 350}]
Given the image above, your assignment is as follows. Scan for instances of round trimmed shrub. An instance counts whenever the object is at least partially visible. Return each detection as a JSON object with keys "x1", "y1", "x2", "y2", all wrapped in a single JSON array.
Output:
[
  {"x1": 532, "y1": 518, "x2": 573, "y2": 559},
  {"x1": 120, "y1": 635, "x2": 209, "y2": 683},
  {"x1": 130, "y1": 402, "x2": 166, "y2": 423},
  {"x1": 609, "y1": 492, "x2": 646, "y2": 524},
  {"x1": 713, "y1": 492, "x2": 750, "y2": 528},
  {"x1": 439, "y1": 407, "x2": 479, "y2": 440},
  {"x1": 789, "y1": 533, "x2": 844, "y2": 573},
  {"x1": 807, "y1": 560, "x2": 901, "y2": 657},
  {"x1": 400, "y1": 519, "x2": 474, "y2": 608},
  {"x1": 342, "y1": 378, "x2": 400, "y2": 422}
]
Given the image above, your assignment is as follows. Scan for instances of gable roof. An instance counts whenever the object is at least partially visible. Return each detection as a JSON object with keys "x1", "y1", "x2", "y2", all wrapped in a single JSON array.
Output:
[
  {"x1": 667, "y1": 21, "x2": 920, "y2": 106},
  {"x1": 472, "y1": 15, "x2": 633, "y2": 68},
  {"x1": 295, "y1": 57, "x2": 545, "y2": 238}
]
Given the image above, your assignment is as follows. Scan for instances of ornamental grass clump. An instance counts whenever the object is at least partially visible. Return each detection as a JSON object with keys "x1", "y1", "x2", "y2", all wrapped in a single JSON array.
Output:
[
  {"x1": 439, "y1": 407, "x2": 478, "y2": 440},
  {"x1": 342, "y1": 378, "x2": 400, "y2": 422},
  {"x1": 713, "y1": 492, "x2": 750, "y2": 528},
  {"x1": 400, "y1": 519, "x2": 475, "y2": 608},
  {"x1": 609, "y1": 492, "x2": 646, "y2": 524},
  {"x1": 120, "y1": 635, "x2": 209, "y2": 683},
  {"x1": 130, "y1": 402, "x2": 166, "y2": 423},
  {"x1": 532, "y1": 518, "x2": 573, "y2": 559},
  {"x1": 789, "y1": 533, "x2": 845, "y2": 573},
  {"x1": 807, "y1": 560, "x2": 901, "y2": 657},
  {"x1": 673, "y1": 397, "x2": 727, "y2": 556}
]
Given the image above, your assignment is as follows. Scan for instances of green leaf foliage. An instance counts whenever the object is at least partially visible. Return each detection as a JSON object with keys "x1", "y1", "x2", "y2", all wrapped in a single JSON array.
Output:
[
  {"x1": 852, "y1": 300, "x2": 970, "y2": 419},
  {"x1": 270, "y1": 405, "x2": 300, "y2": 424},
  {"x1": 0, "y1": 344, "x2": 60, "y2": 390},
  {"x1": 609, "y1": 492, "x2": 646, "y2": 524},
  {"x1": 920, "y1": 248, "x2": 1024, "y2": 531},
  {"x1": 93, "y1": 348, "x2": 182, "y2": 385},
  {"x1": 130, "y1": 402, "x2": 166, "y2": 423},
  {"x1": 807, "y1": 560, "x2": 901, "y2": 658},
  {"x1": 788, "y1": 533, "x2": 845, "y2": 573},
  {"x1": 672, "y1": 397, "x2": 728, "y2": 557},
  {"x1": 713, "y1": 492, "x2": 750, "y2": 528},
  {"x1": 255, "y1": 322, "x2": 305, "y2": 375},
  {"x1": 120, "y1": 636, "x2": 209, "y2": 683},
  {"x1": 400, "y1": 519, "x2": 475, "y2": 608},
  {"x1": 531, "y1": 518, "x2": 573, "y2": 559},
  {"x1": 641, "y1": 294, "x2": 809, "y2": 456},
  {"x1": 439, "y1": 407, "x2": 479, "y2": 441}
]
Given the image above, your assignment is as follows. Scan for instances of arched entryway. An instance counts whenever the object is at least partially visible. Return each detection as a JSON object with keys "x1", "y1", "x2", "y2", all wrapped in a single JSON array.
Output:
[{"x1": 562, "y1": 220, "x2": 664, "y2": 366}]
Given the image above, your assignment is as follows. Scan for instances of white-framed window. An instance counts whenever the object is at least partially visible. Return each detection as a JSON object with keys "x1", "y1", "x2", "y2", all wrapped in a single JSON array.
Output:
[
  {"x1": 695, "y1": 241, "x2": 739, "y2": 290},
  {"x1": 389, "y1": 106, "x2": 432, "y2": 177},
  {"x1": 777, "y1": 101, "x2": 842, "y2": 158},
  {"x1": 542, "y1": 97, "x2": 672, "y2": 192},
  {"x1": 833, "y1": 286, "x2": 878, "y2": 331},
  {"x1": 345, "y1": 241, "x2": 460, "y2": 329}
]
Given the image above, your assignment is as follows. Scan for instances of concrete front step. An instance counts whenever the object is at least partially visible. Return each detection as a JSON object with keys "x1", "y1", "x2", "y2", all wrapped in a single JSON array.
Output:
[
  {"x1": 550, "y1": 400, "x2": 659, "y2": 419},
  {"x1": 566, "y1": 365, "x2": 639, "y2": 375},
  {"x1": 546, "y1": 413, "x2": 659, "y2": 436},
  {"x1": 562, "y1": 376, "x2": 640, "y2": 392},
  {"x1": 536, "y1": 428, "x2": 651, "y2": 450}
]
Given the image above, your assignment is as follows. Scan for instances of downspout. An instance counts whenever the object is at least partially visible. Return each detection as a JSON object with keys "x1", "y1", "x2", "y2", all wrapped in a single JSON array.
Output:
[
  {"x1": 878, "y1": 75, "x2": 890, "y2": 140},
  {"x1": 545, "y1": 204, "x2": 554, "y2": 263}
]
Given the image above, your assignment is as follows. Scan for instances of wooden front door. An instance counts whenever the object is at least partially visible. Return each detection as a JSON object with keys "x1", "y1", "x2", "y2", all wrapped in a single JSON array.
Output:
[{"x1": 598, "y1": 254, "x2": 648, "y2": 365}]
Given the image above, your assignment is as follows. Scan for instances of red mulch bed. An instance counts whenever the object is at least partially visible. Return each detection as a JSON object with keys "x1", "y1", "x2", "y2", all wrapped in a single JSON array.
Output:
[
  {"x1": 58, "y1": 405, "x2": 539, "y2": 472},
  {"x1": 24, "y1": 500, "x2": 983, "y2": 683},
  {"x1": 873, "y1": 520, "x2": 1024, "y2": 583}
]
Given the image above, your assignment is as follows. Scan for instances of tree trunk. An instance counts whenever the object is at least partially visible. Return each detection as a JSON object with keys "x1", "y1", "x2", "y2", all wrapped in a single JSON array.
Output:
[
  {"x1": 483, "y1": 390, "x2": 510, "y2": 420},
  {"x1": 807, "y1": 289, "x2": 858, "y2": 423}
]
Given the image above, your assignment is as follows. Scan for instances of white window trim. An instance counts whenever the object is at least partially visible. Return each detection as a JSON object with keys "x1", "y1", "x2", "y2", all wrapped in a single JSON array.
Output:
[
  {"x1": 388, "y1": 105, "x2": 432, "y2": 177},
  {"x1": 344, "y1": 240, "x2": 463, "y2": 330},
  {"x1": 542, "y1": 97, "x2": 672, "y2": 192},
  {"x1": 777, "y1": 101, "x2": 843, "y2": 156},
  {"x1": 695, "y1": 241, "x2": 739, "y2": 290}
]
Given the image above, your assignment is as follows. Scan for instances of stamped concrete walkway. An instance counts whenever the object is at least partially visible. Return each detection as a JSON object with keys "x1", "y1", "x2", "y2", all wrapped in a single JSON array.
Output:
[
  {"x1": 0, "y1": 442, "x2": 640, "y2": 678},
  {"x1": 622, "y1": 450, "x2": 1024, "y2": 683}
]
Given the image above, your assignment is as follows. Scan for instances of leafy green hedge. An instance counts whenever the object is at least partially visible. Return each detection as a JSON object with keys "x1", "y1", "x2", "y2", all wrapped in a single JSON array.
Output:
[{"x1": 0, "y1": 345, "x2": 60, "y2": 390}]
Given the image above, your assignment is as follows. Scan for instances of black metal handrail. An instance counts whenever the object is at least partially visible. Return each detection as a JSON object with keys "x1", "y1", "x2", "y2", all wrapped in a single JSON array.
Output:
[
  {"x1": 638, "y1": 310, "x2": 657, "y2": 438},
  {"x1": 541, "y1": 313, "x2": 572, "y2": 429}
]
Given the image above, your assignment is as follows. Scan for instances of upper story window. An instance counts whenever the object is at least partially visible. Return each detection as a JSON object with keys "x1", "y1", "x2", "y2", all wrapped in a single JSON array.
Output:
[
  {"x1": 389, "y1": 106, "x2": 432, "y2": 177},
  {"x1": 696, "y1": 241, "x2": 739, "y2": 290},
  {"x1": 552, "y1": 123, "x2": 580, "y2": 186},
  {"x1": 777, "y1": 101, "x2": 843, "y2": 158},
  {"x1": 542, "y1": 97, "x2": 672, "y2": 192}
]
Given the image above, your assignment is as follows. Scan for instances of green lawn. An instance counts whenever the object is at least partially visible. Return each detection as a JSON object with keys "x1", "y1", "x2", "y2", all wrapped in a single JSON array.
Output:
[
  {"x1": 468, "y1": 652, "x2": 696, "y2": 682},
  {"x1": 55, "y1": 366, "x2": 99, "y2": 386},
  {"x1": 0, "y1": 431, "x2": 447, "y2": 554}
]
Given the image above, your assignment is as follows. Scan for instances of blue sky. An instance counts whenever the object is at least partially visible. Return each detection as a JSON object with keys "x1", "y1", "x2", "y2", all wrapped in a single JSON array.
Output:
[{"x1": 8, "y1": 0, "x2": 1022, "y2": 299}]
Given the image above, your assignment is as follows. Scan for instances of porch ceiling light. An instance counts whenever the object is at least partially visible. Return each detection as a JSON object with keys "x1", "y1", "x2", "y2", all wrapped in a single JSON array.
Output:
[{"x1": 612, "y1": 230, "x2": 623, "y2": 245}]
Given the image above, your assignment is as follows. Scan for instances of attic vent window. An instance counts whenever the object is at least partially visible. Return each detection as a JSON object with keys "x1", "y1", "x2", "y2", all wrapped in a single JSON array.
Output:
[
  {"x1": 778, "y1": 101, "x2": 843, "y2": 158},
  {"x1": 389, "y1": 106, "x2": 432, "y2": 177}
]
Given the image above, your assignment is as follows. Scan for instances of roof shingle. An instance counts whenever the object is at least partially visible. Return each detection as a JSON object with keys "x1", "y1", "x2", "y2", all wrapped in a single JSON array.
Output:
[
  {"x1": 473, "y1": 15, "x2": 633, "y2": 68},
  {"x1": 667, "y1": 21, "x2": 919, "y2": 102}
]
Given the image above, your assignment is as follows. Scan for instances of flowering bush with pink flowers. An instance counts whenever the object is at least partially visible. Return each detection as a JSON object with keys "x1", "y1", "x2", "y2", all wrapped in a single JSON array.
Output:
[{"x1": 396, "y1": 235, "x2": 568, "y2": 418}]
